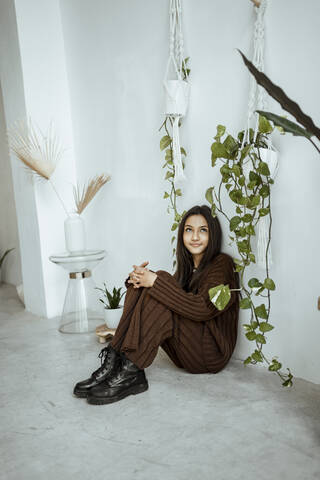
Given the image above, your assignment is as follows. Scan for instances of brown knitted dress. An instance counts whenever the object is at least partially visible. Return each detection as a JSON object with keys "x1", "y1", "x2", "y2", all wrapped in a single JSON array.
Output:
[{"x1": 110, "y1": 252, "x2": 239, "y2": 374}]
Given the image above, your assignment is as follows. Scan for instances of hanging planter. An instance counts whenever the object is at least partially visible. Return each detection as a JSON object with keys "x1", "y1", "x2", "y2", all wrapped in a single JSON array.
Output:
[{"x1": 164, "y1": 79, "x2": 190, "y2": 117}]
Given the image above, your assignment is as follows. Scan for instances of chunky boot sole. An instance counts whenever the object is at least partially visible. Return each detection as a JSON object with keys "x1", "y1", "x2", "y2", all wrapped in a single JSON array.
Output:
[
  {"x1": 87, "y1": 382, "x2": 149, "y2": 405},
  {"x1": 73, "y1": 388, "x2": 91, "y2": 398}
]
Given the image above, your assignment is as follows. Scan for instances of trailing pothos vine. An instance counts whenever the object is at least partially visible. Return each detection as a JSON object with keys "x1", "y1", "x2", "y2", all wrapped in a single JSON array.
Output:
[
  {"x1": 159, "y1": 119, "x2": 187, "y2": 269},
  {"x1": 159, "y1": 58, "x2": 190, "y2": 270},
  {"x1": 206, "y1": 115, "x2": 293, "y2": 388}
]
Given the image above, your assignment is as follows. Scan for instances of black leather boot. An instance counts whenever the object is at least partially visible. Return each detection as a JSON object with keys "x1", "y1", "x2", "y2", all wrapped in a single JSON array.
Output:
[
  {"x1": 86, "y1": 352, "x2": 149, "y2": 405},
  {"x1": 73, "y1": 344, "x2": 121, "y2": 398}
]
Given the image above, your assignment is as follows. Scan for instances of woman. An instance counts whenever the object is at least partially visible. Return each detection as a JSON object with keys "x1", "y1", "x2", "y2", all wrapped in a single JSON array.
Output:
[{"x1": 73, "y1": 205, "x2": 240, "y2": 405}]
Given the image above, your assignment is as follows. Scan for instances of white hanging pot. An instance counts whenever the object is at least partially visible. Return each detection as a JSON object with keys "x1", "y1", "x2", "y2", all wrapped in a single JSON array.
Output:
[
  {"x1": 242, "y1": 147, "x2": 278, "y2": 181},
  {"x1": 104, "y1": 306, "x2": 124, "y2": 329},
  {"x1": 64, "y1": 213, "x2": 86, "y2": 254},
  {"x1": 164, "y1": 79, "x2": 190, "y2": 117}
]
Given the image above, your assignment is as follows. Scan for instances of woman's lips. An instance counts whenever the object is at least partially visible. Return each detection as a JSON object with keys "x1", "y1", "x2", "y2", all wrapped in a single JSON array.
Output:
[{"x1": 191, "y1": 244, "x2": 201, "y2": 247}]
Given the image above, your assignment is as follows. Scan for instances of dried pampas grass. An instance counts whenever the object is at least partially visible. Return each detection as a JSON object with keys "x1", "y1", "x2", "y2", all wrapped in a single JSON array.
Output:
[{"x1": 73, "y1": 174, "x2": 111, "y2": 214}]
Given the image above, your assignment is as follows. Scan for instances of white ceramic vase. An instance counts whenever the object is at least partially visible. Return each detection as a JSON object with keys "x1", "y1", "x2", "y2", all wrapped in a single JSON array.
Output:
[
  {"x1": 64, "y1": 213, "x2": 86, "y2": 254},
  {"x1": 103, "y1": 306, "x2": 124, "y2": 329}
]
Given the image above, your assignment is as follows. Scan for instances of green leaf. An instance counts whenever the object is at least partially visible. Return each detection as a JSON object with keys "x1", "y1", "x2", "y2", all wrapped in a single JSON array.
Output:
[
  {"x1": 247, "y1": 195, "x2": 260, "y2": 209},
  {"x1": 230, "y1": 216, "x2": 241, "y2": 231},
  {"x1": 238, "y1": 49, "x2": 320, "y2": 140},
  {"x1": 229, "y1": 189, "x2": 243, "y2": 204},
  {"x1": 236, "y1": 206, "x2": 242, "y2": 214},
  {"x1": 237, "y1": 239, "x2": 250, "y2": 253},
  {"x1": 205, "y1": 187, "x2": 214, "y2": 205},
  {"x1": 176, "y1": 188, "x2": 182, "y2": 196},
  {"x1": 223, "y1": 135, "x2": 238, "y2": 157},
  {"x1": 249, "y1": 170, "x2": 262, "y2": 185},
  {"x1": 240, "y1": 144, "x2": 252, "y2": 161},
  {"x1": 180, "y1": 147, "x2": 187, "y2": 156},
  {"x1": 259, "y1": 322, "x2": 274, "y2": 333},
  {"x1": 256, "y1": 333, "x2": 266, "y2": 344},
  {"x1": 214, "y1": 125, "x2": 226, "y2": 141},
  {"x1": 259, "y1": 184, "x2": 270, "y2": 198},
  {"x1": 268, "y1": 361, "x2": 282, "y2": 372},
  {"x1": 211, "y1": 142, "x2": 229, "y2": 165},
  {"x1": 245, "y1": 224, "x2": 255, "y2": 236},
  {"x1": 249, "y1": 252, "x2": 256, "y2": 263},
  {"x1": 160, "y1": 135, "x2": 171, "y2": 150},
  {"x1": 258, "y1": 114, "x2": 273, "y2": 134},
  {"x1": 245, "y1": 331, "x2": 257, "y2": 341},
  {"x1": 232, "y1": 164, "x2": 241, "y2": 177},
  {"x1": 256, "y1": 111, "x2": 313, "y2": 139},
  {"x1": 163, "y1": 192, "x2": 169, "y2": 199},
  {"x1": 254, "y1": 304, "x2": 268, "y2": 319},
  {"x1": 264, "y1": 278, "x2": 276, "y2": 290},
  {"x1": 238, "y1": 176, "x2": 245, "y2": 186},
  {"x1": 240, "y1": 298, "x2": 252, "y2": 309},
  {"x1": 171, "y1": 223, "x2": 178, "y2": 231},
  {"x1": 242, "y1": 214, "x2": 253, "y2": 223},
  {"x1": 165, "y1": 171, "x2": 174, "y2": 180},
  {"x1": 211, "y1": 204, "x2": 216, "y2": 217},
  {"x1": 244, "y1": 356, "x2": 252, "y2": 365},
  {"x1": 259, "y1": 207, "x2": 270, "y2": 217},
  {"x1": 208, "y1": 284, "x2": 231, "y2": 311},
  {"x1": 248, "y1": 278, "x2": 262, "y2": 288},
  {"x1": 165, "y1": 149, "x2": 172, "y2": 160},
  {"x1": 252, "y1": 350, "x2": 263, "y2": 362},
  {"x1": 282, "y1": 378, "x2": 293, "y2": 387},
  {"x1": 171, "y1": 236, "x2": 176, "y2": 244},
  {"x1": 258, "y1": 161, "x2": 270, "y2": 176}
]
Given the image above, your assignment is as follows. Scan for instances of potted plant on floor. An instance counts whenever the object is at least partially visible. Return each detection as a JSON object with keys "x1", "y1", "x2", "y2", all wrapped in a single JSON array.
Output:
[
  {"x1": 95, "y1": 283, "x2": 126, "y2": 329},
  {"x1": 0, "y1": 248, "x2": 15, "y2": 284}
]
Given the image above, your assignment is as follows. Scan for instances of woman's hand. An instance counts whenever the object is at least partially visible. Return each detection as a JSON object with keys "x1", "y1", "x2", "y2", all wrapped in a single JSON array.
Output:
[
  {"x1": 132, "y1": 269, "x2": 157, "y2": 288},
  {"x1": 127, "y1": 261, "x2": 157, "y2": 288}
]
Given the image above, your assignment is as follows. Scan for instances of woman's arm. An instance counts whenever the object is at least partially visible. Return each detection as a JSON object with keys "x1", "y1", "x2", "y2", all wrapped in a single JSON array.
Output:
[{"x1": 148, "y1": 255, "x2": 237, "y2": 322}]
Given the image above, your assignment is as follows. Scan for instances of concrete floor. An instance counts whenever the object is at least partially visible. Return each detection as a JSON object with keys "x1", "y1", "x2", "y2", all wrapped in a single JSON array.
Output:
[{"x1": 0, "y1": 283, "x2": 320, "y2": 480}]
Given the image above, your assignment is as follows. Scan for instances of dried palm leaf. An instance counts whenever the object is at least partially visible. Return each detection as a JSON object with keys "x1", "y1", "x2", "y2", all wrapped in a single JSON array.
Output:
[
  {"x1": 73, "y1": 173, "x2": 111, "y2": 214},
  {"x1": 8, "y1": 118, "x2": 64, "y2": 182},
  {"x1": 8, "y1": 118, "x2": 69, "y2": 215}
]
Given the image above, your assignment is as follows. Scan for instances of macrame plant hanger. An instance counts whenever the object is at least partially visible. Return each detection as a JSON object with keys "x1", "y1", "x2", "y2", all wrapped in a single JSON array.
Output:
[
  {"x1": 163, "y1": 0, "x2": 190, "y2": 188},
  {"x1": 242, "y1": 0, "x2": 279, "y2": 268}
]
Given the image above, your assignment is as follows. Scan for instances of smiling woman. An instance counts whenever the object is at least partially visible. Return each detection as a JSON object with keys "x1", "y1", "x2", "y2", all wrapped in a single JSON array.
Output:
[{"x1": 73, "y1": 205, "x2": 240, "y2": 405}]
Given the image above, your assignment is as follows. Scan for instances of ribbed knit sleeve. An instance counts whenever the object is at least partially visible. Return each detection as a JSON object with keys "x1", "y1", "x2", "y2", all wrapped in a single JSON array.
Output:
[
  {"x1": 124, "y1": 276, "x2": 131, "y2": 289},
  {"x1": 148, "y1": 253, "x2": 237, "y2": 322}
]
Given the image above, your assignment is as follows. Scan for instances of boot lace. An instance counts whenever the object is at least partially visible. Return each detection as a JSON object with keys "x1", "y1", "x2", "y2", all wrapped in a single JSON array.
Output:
[{"x1": 92, "y1": 346, "x2": 112, "y2": 378}]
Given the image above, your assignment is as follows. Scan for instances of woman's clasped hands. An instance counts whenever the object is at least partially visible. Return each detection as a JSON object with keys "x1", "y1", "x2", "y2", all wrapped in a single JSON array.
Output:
[{"x1": 128, "y1": 261, "x2": 158, "y2": 289}]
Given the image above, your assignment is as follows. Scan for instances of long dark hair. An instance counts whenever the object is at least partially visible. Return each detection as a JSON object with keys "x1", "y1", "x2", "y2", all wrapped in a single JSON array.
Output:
[{"x1": 175, "y1": 205, "x2": 222, "y2": 293}]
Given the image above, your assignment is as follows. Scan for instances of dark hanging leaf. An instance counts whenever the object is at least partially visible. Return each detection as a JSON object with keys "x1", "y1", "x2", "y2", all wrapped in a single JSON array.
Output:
[
  {"x1": 256, "y1": 111, "x2": 313, "y2": 139},
  {"x1": 238, "y1": 49, "x2": 320, "y2": 141}
]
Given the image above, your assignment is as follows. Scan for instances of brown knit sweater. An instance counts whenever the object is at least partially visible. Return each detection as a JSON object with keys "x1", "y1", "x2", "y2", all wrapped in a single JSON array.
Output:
[{"x1": 131, "y1": 252, "x2": 239, "y2": 373}]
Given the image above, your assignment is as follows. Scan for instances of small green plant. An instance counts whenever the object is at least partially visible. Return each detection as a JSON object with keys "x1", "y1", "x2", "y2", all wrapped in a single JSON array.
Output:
[
  {"x1": 95, "y1": 283, "x2": 125, "y2": 309},
  {"x1": 0, "y1": 248, "x2": 15, "y2": 269}
]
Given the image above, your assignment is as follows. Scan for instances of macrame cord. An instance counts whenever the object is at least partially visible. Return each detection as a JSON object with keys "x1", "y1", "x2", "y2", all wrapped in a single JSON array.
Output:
[
  {"x1": 163, "y1": 0, "x2": 190, "y2": 188},
  {"x1": 242, "y1": 0, "x2": 279, "y2": 268}
]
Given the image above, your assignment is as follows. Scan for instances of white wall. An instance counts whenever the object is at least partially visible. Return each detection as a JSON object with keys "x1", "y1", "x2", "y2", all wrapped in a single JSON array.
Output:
[
  {"x1": 59, "y1": 0, "x2": 320, "y2": 384},
  {"x1": 1, "y1": 0, "x2": 319, "y2": 384}
]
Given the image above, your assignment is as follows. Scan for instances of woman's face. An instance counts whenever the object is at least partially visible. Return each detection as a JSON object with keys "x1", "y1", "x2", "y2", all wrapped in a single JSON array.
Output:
[{"x1": 183, "y1": 214, "x2": 209, "y2": 259}]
